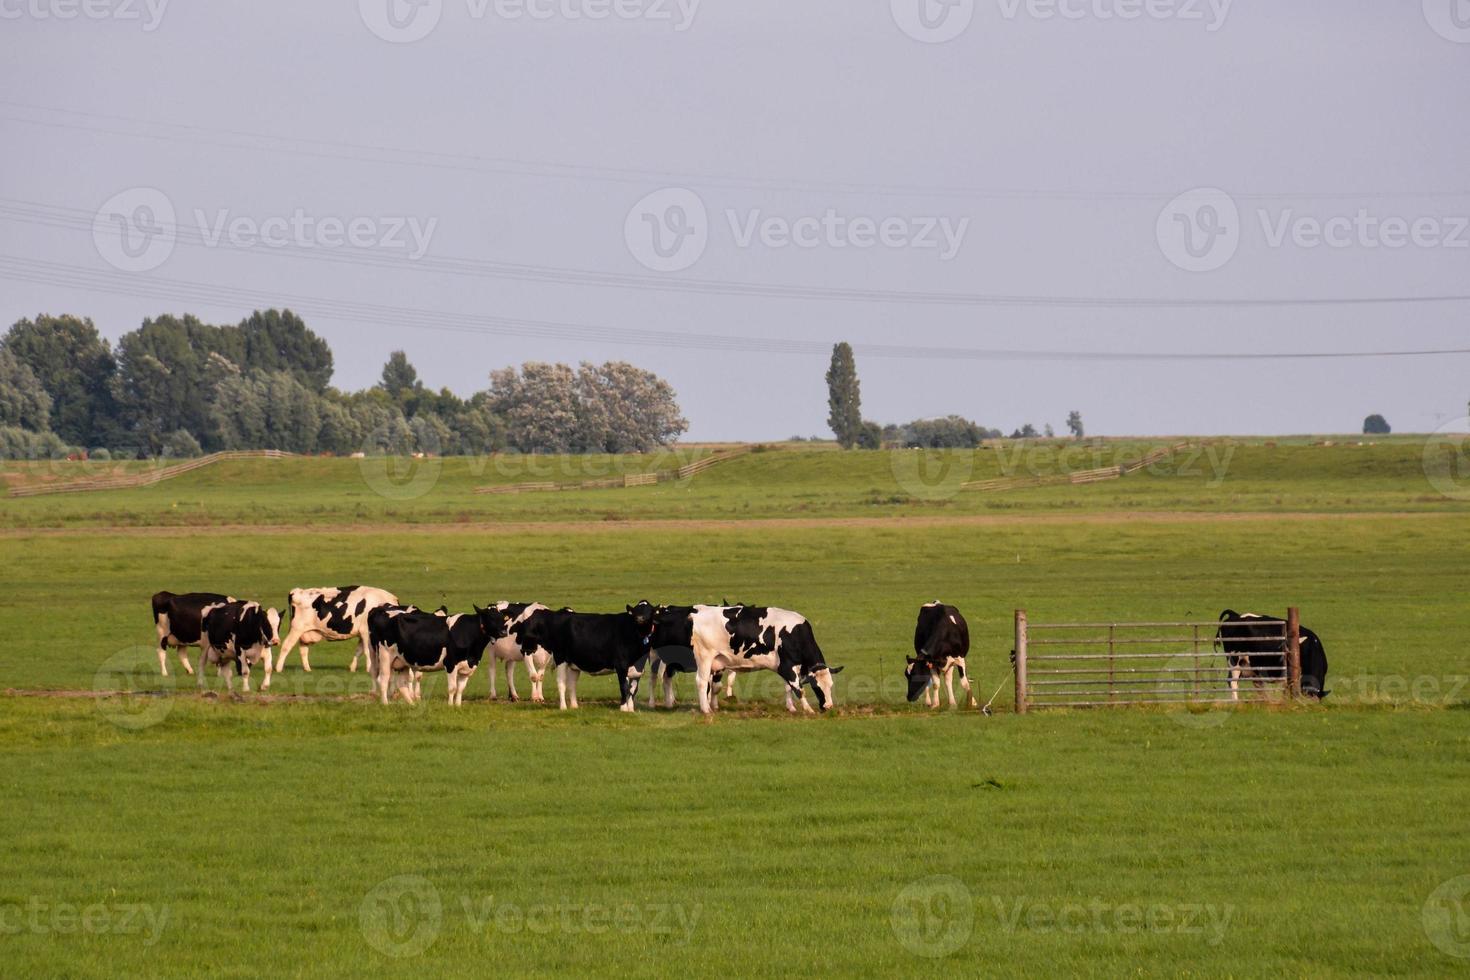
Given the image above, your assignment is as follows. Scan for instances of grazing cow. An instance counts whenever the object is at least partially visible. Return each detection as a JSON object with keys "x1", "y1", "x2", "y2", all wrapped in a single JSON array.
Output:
[
  {"x1": 152, "y1": 591, "x2": 235, "y2": 677},
  {"x1": 484, "y1": 602, "x2": 555, "y2": 703},
  {"x1": 196, "y1": 601, "x2": 281, "y2": 693},
  {"x1": 509, "y1": 603, "x2": 657, "y2": 712},
  {"x1": 366, "y1": 606, "x2": 505, "y2": 705},
  {"x1": 1215, "y1": 610, "x2": 1330, "y2": 699},
  {"x1": 683, "y1": 604, "x2": 843, "y2": 715},
  {"x1": 905, "y1": 601, "x2": 977, "y2": 709},
  {"x1": 276, "y1": 586, "x2": 399, "y2": 675}
]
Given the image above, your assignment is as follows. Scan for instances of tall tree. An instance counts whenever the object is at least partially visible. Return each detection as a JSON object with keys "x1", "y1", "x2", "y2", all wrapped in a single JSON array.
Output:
[
  {"x1": 378, "y1": 350, "x2": 421, "y2": 402},
  {"x1": 825, "y1": 342, "x2": 862, "y2": 448},
  {"x1": 236, "y1": 309, "x2": 334, "y2": 394},
  {"x1": 110, "y1": 314, "x2": 237, "y2": 453},
  {"x1": 1066, "y1": 410, "x2": 1084, "y2": 440},
  {"x1": 0, "y1": 348, "x2": 53, "y2": 432},
  {"x1": 1, "y1": 314, "x2": 117, "y2": 445}
]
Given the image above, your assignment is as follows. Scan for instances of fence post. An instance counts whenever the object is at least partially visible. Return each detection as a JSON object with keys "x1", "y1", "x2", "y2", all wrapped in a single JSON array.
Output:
[
  {"x1": 1285, "y1": 606, "x2": 1301, "y2": 698},
  {"x1": 1014, "y1": 609, "x2": 1028, "y2": 715}
]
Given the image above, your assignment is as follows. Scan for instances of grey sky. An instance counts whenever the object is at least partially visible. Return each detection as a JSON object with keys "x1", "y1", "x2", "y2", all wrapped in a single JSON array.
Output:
[{"x1": 3, "y1": 0, "x2": 1468, "y2": 439}]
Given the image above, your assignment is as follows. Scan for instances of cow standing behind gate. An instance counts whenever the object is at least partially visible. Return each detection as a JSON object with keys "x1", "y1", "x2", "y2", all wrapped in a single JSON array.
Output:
[
  {"x1": 905, "y1": 601, "x2": 978, "y2": 709},
  {"x1": 1215, "y1": 610, "x2": 1330, "y2": 699}
]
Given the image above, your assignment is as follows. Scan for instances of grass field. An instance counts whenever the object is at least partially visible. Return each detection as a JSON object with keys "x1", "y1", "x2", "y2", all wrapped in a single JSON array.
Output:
[{"x1": 3, "y1": 442, "x2": 1469, "y2": 976}]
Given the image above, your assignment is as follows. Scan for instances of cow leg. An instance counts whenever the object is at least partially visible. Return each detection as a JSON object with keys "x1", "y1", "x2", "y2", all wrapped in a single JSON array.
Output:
[
  {"x1": 618, "y1": 669, "x2": 634, "y2": 713},
  {"x1": 486, "y1": 656, "x2": 499, "y2": 700},
  {"x1": 529, "y1": 654, "x2": 548, "y2": 704},
  {"x1": 157, "y1": 639, "x2": 170, "y2": 677},
  {"x1": 505, "y1": 659, "x2": 519, "y2": 703},
  {"x1": 555, "y1": 663, "x2": 570, "y2": 710},
  {"x1": 693, "y1": 661, "x2": 714, "y2": 715},
  {"x1": 569, "y1": 667, "x2": 582, "y2": 710},
  {"x1": 664, "y1": 668, "x2": 677, "y2": 709},
  {"x1": 957, "y1": 663, "x2": 976, "y2": 708},
  {"x1": 722, "y1": 672, "x2": 736, "y2": 701},
  {"x1": 274, "y1": 627, "x2": 299, "y2": 673},
  {"x1": 376, "y1": 658, "x2": 393, "y2": 706},
  {"x1": 1228, "y1": 662, "x2": 1240, "y2": 701},
  {"x1": 349, "y1": 636, "x2": 366, "y2": 673},
  {"x1": 261, "y1": 648, "x2": 273, "y2": 691},
  {"x1": 944, "y1": 666, "x2": 958, "y2": 708}
]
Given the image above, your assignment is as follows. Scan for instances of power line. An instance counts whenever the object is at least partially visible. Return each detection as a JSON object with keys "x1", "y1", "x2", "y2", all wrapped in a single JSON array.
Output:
[
  {"x1": 3, "y1": 99, "x2": 1469, "y2": 203},
  {"x1": 2, "y1": 255, "x2": 1467, "y2": 364},
  {"x1": 7, "y1": 198, "x2": 1470, "y2": 309}
]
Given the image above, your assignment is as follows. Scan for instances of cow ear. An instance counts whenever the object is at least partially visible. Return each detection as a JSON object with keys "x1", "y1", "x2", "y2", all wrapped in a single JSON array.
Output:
[
  {"x1": 905, "y1": 656, "x2": 916, "y2": 665},
  {"x1": 626, "y1": 604, "x2": 634, "y2": 613}
]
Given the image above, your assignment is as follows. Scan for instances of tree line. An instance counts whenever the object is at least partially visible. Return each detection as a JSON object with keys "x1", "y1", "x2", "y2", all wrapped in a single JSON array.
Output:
[
  {"x1": 825, "y1": 342, "x2": 1085, "y2": 448},
  {"x1": 0, "y1": 311, "x2": 688, "y2": 459}
]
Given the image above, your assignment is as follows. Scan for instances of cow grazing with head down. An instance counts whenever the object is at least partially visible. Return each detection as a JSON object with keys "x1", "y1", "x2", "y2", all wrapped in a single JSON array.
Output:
[
  {"x1": 1216, "y1": 610, "x2": 1329, "y2": 699},
  {"x1": 152, "y1": 591, "x2": 235, "y2": 676},
  {"x1": 681, "y1": 604, "x2": 842, "y2": 715},
  {"x1": 196, "y1": 600, "x2": 281, "y2": 693},
  {"x1": 484, "y1": 602, "x2": 555, "y2": 703},
  {"x1": 366, "y1": 605, "x2": 505, "y2": 706},
  {"x1": 276, "y1": 586, "x2": 399, "y2": 675},
  {"x1": 905, "y1": 601, "x2": 977, "y2": 709},
  {"x1": 505, "y1": 602, "x2": 657, "y2": 712}
]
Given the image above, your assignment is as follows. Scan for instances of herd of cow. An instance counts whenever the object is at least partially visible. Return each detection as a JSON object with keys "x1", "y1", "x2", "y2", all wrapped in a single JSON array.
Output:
[{"x1": 149, "y1": 588, "x2": 1329, "y2": 714}]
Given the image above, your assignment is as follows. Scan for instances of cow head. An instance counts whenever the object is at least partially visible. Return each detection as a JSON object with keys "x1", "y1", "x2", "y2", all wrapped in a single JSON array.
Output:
[
  {"x1": 904, "y1": 656, "x2": 935, "y2": 702},
  {"x1": 265, "y1": 607, "x2": 282, "y2": 646},
  {"x1": 474, "y1": 604, "x2": 512, "y2": 641},
  {"x1": 626, "y1": 601, "x2": 658, "y2": 647},
  {"x1": 803, "y1": 664, "x2": 843, "y2": 711}
]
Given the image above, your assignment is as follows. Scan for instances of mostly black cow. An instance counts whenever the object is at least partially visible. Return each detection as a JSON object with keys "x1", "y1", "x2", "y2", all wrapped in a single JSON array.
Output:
[
  {"x1": 905, "y1": 601, "x2": 977, "y2": 709},
  {"x1": 509, "y1": 603, "x2": 657, "y2": 711},
  {"x1": 1215, "y1": 610, "x2": 1329, "y2": 699},
  {"x1": 685, "y1": 604, "x2": 842, "y2": 714},
  {"x1": 277, "y1": 586, "x2": 399, "y2": 676},
  {"x1": 152, "y1": 591, "x2": 235, "y2": 677},
  {"x1": 367, "y1": 605, "x2": 505, "y2": 705},
  {"x1": 196, "y1": 600, "x2": 281, "y2": 693}
]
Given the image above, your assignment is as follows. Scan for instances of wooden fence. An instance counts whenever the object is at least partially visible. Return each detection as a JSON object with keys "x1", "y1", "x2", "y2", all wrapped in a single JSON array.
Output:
[
  {"x1": 473, "y1": 447, "x2": 749, "y2": 495},
  {"x1": 8, "y1": 450, "x2": 296, "y2": 498},
  {"x1": 1012, "y1": 608, "x2": 1302, "y2": 713},
  {"x1": 963, "y1": 441, "x2": 1193, "y2": 494}
]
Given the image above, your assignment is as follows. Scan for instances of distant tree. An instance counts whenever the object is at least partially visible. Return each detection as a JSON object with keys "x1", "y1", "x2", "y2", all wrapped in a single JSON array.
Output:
[
  {"x1": 574, "y1": 361, "x2": 687, "y2": 453},
  {"x1": 0, "y1": 348, "x2": 53, "y2": 432},
  {"x1": 855, "y1": 420, "x2": 883, "y2": 449},
  {"x1": 825, "y1": 343, "x2": 863, "y2": 449},
  {"x1": 1, "y1": 314, "x2": 116, "y2": 443},
  {"x1": 489, "y1": 362, "x2": 579, "y2": 453},
  {"x1": 236, "y1": 309, "x2": 334, "y2": 394},
  {"x1": 1010, "y1": 423, "x2": 1039, "y2": 439},
  {"x1": 1044, "y1": 423, "x2": 1055, "y2": 438},
  {"x1": 378, "y1": 351, "x2": 422, "y2": 402},
  {"x1": 110, "y1": 314, "x2": 238, "y2": 452},
  {"x1": 1363, "y1": 414, "x2": 1391, "y2": 435},
  {"x1": 905, "y1": 416, "x2": 991, "y2": 448},
  {"x1": 161, "y1": 428, "x2": 203, "y2": 458},
  {"x1": 1066, "y1": 410, "x2": 1084, "y2": 440}
]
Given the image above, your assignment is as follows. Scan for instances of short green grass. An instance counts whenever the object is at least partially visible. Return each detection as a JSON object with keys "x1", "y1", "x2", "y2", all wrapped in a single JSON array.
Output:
[
  {"x1": 3, "y1": 438, "x2": 1464, "y2": 528},
  {"x1": 3, "y1": 450, "x2": 1469, "y2": 976}
]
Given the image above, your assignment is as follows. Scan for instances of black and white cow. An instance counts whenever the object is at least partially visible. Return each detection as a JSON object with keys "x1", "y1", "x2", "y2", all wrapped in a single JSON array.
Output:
[
  {"x1": 507, "y1": 603, "x2": 657, "y2": 712},
  {"x1": 366, "y1": 606, "x2": 505, "y2": 706},
  {"x1": 905, "y1": 601, "x2": 977, "y2": 709},
  {"x1": 644, "y1": 605, "x2": 728, "y2": 709},
  {"x1": 196, "y1": 600, "x2": 282, "y2": 693},
  {"x1": 682, "y1": 604, "x2": 842, "y2": 715},
  {"x1": 277, "y1": 586, "x2": 399, "y2": 676},
  {"x1": 1215, "y1": 610, "x2": 1330, "y2": 699},
  {"x1": 152, "y1": 591, "x2": 236, "y2": 677},
  {"x1": 484, "y1": 602, "x2": 555, "y2": 703}
]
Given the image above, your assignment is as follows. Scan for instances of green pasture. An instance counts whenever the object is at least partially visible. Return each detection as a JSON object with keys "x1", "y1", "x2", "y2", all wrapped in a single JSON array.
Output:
[
  {"x1": 2, "y1": 438, "x2": 1465, "y2": 528},
  {"x1": 2, "y1": 451, "x2": 1469, "y2": 976}
]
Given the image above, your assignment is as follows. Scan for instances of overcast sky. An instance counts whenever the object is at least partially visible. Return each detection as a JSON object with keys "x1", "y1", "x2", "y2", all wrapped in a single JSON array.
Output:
[{"x1": 3, "y1": 0, "x2": 1468, "y2": 439}]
